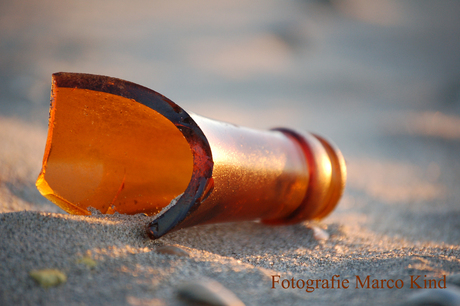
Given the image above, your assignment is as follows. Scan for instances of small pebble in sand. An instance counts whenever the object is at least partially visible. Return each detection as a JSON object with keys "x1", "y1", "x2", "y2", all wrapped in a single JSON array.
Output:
[
  {"x1": 126, "y1": 296, "x2": 165, "y2": 306},
  {"x1": 177, "y1": 279, "x2": 245, "y2": 306},
  {"x1": 155, "y1": 245, "x2": 190, "y2": 257},
  {"x1": 448, "y1": 273, "x2": 460, "y2": 287},
  {"x1": 29, "y1": 269, "x2": 67, "y2": 288},
  {"x1": 404, "y1": 287, "x2": 460, "y2": 306},
  {"x1": 310, "y1": 226, "x2": 329, "y2": 241},
  {"x1": 76, "y1": 256, "x2": 97, "y2": 269}
]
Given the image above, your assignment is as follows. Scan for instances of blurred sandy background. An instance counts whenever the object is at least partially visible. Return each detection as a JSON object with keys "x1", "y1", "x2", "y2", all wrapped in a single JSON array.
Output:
[{"x1": 1, "y1": 0, "x2": 460, "y2": 305}]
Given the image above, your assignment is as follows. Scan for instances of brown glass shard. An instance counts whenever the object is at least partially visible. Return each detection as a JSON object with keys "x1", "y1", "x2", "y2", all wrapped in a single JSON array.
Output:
[
  {"x1": 37, "y1": 86, "x2": 194, "y2": 216},
  {"x1": 36, "y1": 72, "x2": 346, "y2": 239}
]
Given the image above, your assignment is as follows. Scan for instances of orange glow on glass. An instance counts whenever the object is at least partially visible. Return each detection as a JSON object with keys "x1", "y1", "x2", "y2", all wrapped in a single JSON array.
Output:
[
  {"x1": 37, "y1": 87, "x2": 193, "y2": 216},
  {"x1": 36, "y1": 73, "x2": 346, "y2": 239}
]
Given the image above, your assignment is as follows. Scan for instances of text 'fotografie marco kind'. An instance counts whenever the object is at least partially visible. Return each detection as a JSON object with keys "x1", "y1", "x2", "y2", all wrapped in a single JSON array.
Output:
[{"x1": 271, "y1": 275, "x2": 448, "y2": 293}]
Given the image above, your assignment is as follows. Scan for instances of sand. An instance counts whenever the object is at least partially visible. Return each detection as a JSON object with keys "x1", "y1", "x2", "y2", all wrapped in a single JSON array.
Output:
[{"x1": 1, "y1": 1, "x2": 460, "y2": 305}]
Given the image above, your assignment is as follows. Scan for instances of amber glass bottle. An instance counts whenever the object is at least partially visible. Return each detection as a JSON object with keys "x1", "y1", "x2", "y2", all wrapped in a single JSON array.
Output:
[{"x1": 36, "y1": 73, "x2": 346, "y2": 239}]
